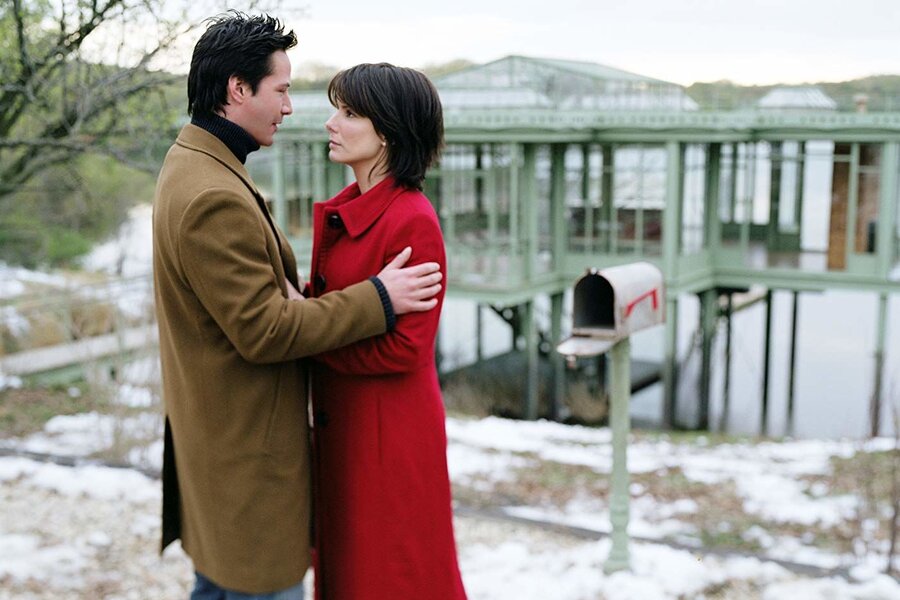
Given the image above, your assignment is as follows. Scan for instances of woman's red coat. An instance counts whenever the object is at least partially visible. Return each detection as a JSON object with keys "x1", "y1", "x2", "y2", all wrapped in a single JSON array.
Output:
[{"x1": 309, "y1": 177, "x2": 467, "y2": 600}]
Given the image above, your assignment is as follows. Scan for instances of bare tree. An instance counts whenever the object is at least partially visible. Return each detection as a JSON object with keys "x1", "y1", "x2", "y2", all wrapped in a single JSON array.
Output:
[
  {"x1": 0, "y1": 1, "x2": 198, "y2": 198},
  {"x1": 0, "y1": 1, "x2": 296, "y2": 201}
]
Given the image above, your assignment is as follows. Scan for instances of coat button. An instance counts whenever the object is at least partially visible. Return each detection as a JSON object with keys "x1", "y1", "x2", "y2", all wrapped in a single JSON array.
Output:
[
  {"x1": 315, "y1": 274, "x2": 326, "y2": 292},
  {"x1": 314, "y1": 410, "x2": 330, "y2": 427},
  {"x1": 327, "y1": 214, "x2": 344, "y2": 229}
]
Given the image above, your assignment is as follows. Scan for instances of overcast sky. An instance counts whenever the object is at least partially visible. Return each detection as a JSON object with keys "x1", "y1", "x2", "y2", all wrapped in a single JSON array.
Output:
[{"x1": 274, "y1": 0, "x2": 900, "y2": 85}]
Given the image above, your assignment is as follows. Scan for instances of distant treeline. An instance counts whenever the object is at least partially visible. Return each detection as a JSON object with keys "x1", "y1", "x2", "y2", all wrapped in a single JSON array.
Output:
[
  {"x1": 686, "y1": 75, "x2": 900, "y2": 111},
  {"x1": 294, "y1": 61, "x2": 900, "y2": 112}
]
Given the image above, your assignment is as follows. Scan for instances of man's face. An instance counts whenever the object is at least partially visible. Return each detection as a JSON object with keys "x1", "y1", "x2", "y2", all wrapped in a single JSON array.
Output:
[{"x1": 230, "y1": 50, "x2": 293, "y2": 147}]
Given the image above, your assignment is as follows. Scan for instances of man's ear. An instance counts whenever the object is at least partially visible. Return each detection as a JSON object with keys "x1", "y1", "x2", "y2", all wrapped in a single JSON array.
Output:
[{"x1": 226, "y1": 75, "x2": 248, "y2": 105}]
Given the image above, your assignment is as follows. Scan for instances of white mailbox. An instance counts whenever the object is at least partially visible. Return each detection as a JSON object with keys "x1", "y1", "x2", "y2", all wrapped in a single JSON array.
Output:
[{"x1": 558, "y1": 262, "x2": 665, "y2": 357}]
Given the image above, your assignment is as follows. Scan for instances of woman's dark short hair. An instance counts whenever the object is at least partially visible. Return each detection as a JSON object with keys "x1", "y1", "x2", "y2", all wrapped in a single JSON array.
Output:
[
  {"x1": 328, "y1": 63, "x2": 444, "y2": 190},
  {"x1": 188, "y1": 11, "x2": 297, "y2": 118}
]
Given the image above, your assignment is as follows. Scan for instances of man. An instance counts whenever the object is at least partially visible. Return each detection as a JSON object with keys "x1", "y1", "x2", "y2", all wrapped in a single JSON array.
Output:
[{"x1": 152, "y1": 12, "x2": 442, "y2": 599}]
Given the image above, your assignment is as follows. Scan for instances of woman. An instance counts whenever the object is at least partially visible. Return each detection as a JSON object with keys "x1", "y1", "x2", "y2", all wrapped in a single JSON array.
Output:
[{"x1": 308, "y1": 63, "x2": 467, "y2": 600}]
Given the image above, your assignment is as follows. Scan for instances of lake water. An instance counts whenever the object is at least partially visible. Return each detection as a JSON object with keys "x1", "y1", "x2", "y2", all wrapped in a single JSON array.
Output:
[{"x1": 439, "y1": 289, "x2": 900, "y2": 440}]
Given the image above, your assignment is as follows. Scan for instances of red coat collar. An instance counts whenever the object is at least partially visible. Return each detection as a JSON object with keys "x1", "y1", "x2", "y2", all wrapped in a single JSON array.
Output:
[{"x1": 322, "y1": 176, "x2": 405, "y2": 238}]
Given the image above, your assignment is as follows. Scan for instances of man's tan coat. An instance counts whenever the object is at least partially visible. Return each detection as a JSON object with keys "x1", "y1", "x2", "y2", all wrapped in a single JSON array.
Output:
[{"x1": 153, "y1": 124, "x2": 386, "y2": 593}]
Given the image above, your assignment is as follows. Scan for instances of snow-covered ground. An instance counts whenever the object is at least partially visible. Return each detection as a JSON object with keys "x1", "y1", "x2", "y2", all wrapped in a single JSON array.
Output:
[{"x1": 2, "y1": 408, "x2": 900, "y2": 599}]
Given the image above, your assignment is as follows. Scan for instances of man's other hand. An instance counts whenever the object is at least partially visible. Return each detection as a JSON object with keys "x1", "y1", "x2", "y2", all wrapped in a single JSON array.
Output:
[{"x1": 285, "y1": 277, "x2": 305, "y2": 301}]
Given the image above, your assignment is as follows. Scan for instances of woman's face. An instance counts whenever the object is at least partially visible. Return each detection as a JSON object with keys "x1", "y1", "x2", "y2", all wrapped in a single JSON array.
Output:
[{"x1": 325, "y1": 102, "x2": 385, "y2": 175}]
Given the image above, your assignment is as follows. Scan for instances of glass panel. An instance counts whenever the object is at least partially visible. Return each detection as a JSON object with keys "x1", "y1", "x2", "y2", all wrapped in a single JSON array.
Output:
[
  {"x1": 641, "y1": 147, "x2": 666, "y2": 257},
  {"x1": 801, "y1": 141, "x2": 834, "y2": 252},
  {"x1": 681, "y1": 144, "x2": 707, "y2": 255},
  {"x1": 439, "y1": 143, "x2": 518, "y2": 286},
  {"x1": 778, "y1": 142, "x2": 799, "y2": 232},
  {"x1": 612, "y1": 144, "x2": 665, "y2": 254},
  {"x1": 753, "y1": 142, "x2": 771, "y2": 226},
  {"x1": 535, "y1": 145, "x2": 553, "y2": 274},
  {"x1": 642, "y1": 209, "x2": 663, "y2": 256},
  {"x1": 897, "y1": 152, "x2": 900, "y2": 264},
  {"x1": 827, "y1": 143, "x2": 852, "y2": 270},
  {"x1": 614, "y1": 145, "x2": 641, "y2": 249},
  {"x1": 855, "y1": 144, "x2": 881, "y2": 254},
  {"x1": 565, "y1": 145, "x2": 601, "y2": 253},
  {"x1": 718, "y1": 143, "x2": 736, "y2": 223}
]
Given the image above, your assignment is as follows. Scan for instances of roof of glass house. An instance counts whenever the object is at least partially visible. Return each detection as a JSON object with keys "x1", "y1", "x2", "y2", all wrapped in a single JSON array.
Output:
[
  {"x1": 437, "y1": 55, "x2": 672, "y2": 87},
  {"x1": 433, "y1": 55, "x2": 698, "y2": 111},
  {"x1": 287, "y1": 54, "x2": 698, "y2": 118},
  {"x1": 756, "y1": 86, "x2": 838, "y2": 111}
]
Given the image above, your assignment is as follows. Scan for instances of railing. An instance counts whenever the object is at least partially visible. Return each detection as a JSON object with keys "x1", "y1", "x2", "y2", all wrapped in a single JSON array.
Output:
[{"x1": 0, "y1": 274, "x2": 157, "y2": 382}]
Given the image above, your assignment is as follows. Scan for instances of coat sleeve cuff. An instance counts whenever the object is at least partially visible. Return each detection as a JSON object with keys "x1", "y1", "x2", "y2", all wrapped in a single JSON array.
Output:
[{"x1": 368, "y1": 276, "x2": 396, "y2": 332}]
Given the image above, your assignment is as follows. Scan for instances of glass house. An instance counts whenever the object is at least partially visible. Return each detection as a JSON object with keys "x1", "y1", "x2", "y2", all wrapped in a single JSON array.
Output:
[{"x1": 248, "y1": 55, "x2": 900, "y2": 436}]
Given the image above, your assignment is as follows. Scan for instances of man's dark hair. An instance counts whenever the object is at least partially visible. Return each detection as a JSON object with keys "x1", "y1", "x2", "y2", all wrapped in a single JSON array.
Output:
[
  {"x1": 328, "y1": 63, "x2": 444, "y2": 190},
  {"x1": 188, "y1": 11, "x2": 297, "y2": 118}
]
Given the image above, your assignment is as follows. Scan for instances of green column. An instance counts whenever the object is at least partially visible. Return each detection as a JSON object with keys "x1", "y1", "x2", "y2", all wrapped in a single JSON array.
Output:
[
  {"x1": 428, "y1": 167, "x2": 444, "y2": 236},
  {"x1": 662, "y1": 294, "x2": 679, "y2": 429},
  {"x1": 786, "y1": 291, "x2": 800, "y2": 435},
  {"x1": 729, "y1": 143, "x2": 739, "y2": 223},
  {"x1": 767, "y1": 141, "x2": 783, "y2": 250},
  {"x1": 551, "y1": 292, "x2": 565, "y2": 420},
  {"x1": 521, "y1": 144, "x2": 538, "y2": 282},
  {"x1": 602, "y1": 144, "x2": 615, "y2": 253},
  {"x1": 486, "y1": 144, "x2": 500, "y2": 279},
  {"x1": 325, "y1": 157, "x2": 345, "y2": 197},
  {"x1": 443, "y1": 155, "x2": 456, "y2": 246},
  {"x1": 509, "y1": 143, "x2": 521, "y2": 279},
  {"x1": 583, "y1": 144, "x2": 594, "y2": 253},
  {"x1": 761, "y1": 289, "x2": 773, "y2": 436},
  {"x1": 310, "y1": 142, "x2": 328, "y2": 228},
  {"x1": 663, "y1": 141, "x2": 682, "y2": 278},
  {"x1": 524, "y1": 299, "x2": 539, "y2": 420},
  {"x1": 635, "y1": 145, "x2": 646, "y2": 255},
  {"x1": 698, "y1": 288, "x2": 717, "y2": 430},
  {"x1": 877, "y1": 142, "x2": 899, "y2": 276},
  {"x1": 739, "y1": 143, "x2": 754, "y2": 255},
  {"x1": 475, "y1": 144, "x2": 484, "y2": 215},
  {"x1": 845, "y1": 143, "x2": 860, "y2": 259},
  {"x1": 705, "y1": 143, "x2": 722, "y2": 252},
  {"x1": 794, "y1": 142, "x2": 806, "y2": 238},
  {"x1": 273, "y1": 139, "x2": 287, "y2": 231},
  {"x1": 871, "y1": 293, "x2": 889, "y2": 438},
  {"x1": 550, "y1": 144, "x2": 567, "y2": 272},
  {"x1": 662, "y1": 141, "x2": 682, "y2": 430},
  {"x1": 605, "y1": 336, "x2": 631, "y2": 573},
  {"x1": 475, "y1": 303, "x2": 484, "y2": 364},
  {"x1": 718, "y1": 292, "x2": 734, "y2": 432}
]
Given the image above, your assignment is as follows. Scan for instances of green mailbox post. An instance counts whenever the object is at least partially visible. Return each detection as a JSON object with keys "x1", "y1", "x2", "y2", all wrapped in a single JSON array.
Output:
[{"x1": 557, "y1": 262, "x2": 665, "y2": 573}]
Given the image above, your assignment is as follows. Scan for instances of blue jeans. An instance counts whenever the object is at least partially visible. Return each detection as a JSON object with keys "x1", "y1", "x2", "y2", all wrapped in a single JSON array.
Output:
[{"x1": 190, "y1": 571, "x2": 305, "y2": 600}]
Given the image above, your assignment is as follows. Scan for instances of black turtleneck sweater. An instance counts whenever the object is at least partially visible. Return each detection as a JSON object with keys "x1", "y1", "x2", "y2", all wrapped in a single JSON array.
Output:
[{"x1": 190, "y1": 113, "x2": 260, "y2": 164}]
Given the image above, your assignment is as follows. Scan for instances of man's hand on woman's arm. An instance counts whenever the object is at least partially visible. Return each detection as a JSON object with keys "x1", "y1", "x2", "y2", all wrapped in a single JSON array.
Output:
[{"x1": 377, "y1": 246, "x2": 442, "y2": 314}]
